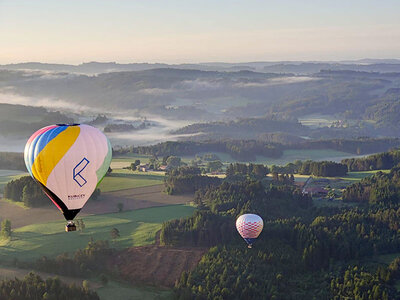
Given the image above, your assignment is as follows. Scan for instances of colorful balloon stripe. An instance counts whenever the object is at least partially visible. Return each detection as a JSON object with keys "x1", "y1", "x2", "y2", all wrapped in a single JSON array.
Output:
[
  {"x1": 24, "y1": 125, "x2": 58, "y2": 175},
  {"x1": 31, "y1": 126, "x2": 80, "y2": 186}
]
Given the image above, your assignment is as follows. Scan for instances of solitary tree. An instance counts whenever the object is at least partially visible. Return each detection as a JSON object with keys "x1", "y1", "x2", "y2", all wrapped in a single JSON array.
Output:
[
  {"x1": 22, "y1": 185, "x2": 33, "y2": 207},
  {"x1": 1, "y1": 219, "x2": 11, "y2": 238},
  {"x1": 117, "y1": 202, "x2": 124, "y2": 213},
  {"x1": 110, "y1": 228, "x2": 120, "y2": 240},
  {"x1": 76, "y1": 219, "x2": 86, "y2": 232},
  {"x1": 166, "y1": 156, "x2": 181, "y2": 168}
]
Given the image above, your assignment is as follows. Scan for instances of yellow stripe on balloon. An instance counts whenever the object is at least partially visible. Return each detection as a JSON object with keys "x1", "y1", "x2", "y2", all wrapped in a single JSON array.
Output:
[{"x1": 32, "y1": 126, "x2": 80, "y2": 185}]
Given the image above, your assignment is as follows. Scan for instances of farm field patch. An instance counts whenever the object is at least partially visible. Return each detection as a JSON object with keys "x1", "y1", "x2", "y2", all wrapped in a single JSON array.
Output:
[
  {"x1": 0, "y1": 205, "x2": 195, "y2": 262},
  {"x1": 98, "y1": 169, "x2": 164, "y2": 192}
]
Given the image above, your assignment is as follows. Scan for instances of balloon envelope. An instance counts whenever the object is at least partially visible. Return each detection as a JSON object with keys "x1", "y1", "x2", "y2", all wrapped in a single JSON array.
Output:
[
  {"x1": 236, "y1": 214, "x2": 263, "y2": 247},
  {"x1": 24, "y1": 124, "x2": 112, "y2": 220}
]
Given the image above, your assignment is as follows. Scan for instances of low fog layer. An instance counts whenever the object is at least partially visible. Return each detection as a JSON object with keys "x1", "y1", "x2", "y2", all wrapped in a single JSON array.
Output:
[{"x1": 1, "y1": 63, "x2": 400, "y2": 152}]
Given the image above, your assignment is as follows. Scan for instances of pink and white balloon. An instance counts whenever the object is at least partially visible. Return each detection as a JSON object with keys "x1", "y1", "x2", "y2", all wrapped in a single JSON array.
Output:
[{"x1": 236, "y1": 214, "x2": 263, "y2": 248}]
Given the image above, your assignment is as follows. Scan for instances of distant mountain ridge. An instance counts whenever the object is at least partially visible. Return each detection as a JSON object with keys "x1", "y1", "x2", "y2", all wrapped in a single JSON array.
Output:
[{"x1": 2, "y1": 59, "x2": 400, "y2": 75}]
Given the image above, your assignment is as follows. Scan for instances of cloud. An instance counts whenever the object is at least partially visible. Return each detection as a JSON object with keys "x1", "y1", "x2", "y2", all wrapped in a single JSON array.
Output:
[
  {"x1": 179, "y1": 79, "x2": 222, "y2": 91},
  {"x1": 0, "y1": 90, "x2": 95, "y2": 114}
]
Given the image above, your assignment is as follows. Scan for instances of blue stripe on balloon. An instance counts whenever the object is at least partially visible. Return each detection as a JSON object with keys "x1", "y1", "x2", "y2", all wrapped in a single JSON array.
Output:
[{"x1": 29, "y1": 126, "x2": 67, "y2": 168}]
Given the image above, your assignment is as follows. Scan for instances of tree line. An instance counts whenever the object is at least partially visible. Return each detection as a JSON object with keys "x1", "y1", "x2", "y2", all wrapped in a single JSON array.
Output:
[
  {"x1": 342, "y1": 148, "x2": 400, "y2": 171},
  {"x1": 4, "y1": 176, "x2": 101, "y2": 207},
  {"x1": 164, "y1": 167, "x2": 221, "y2": 195},
  {"x1": 270, "y1": 160, "x2": 347, "y2": 177},
  {"x1": 0, "y1": 272, "x2": 99, "y2": 300}
]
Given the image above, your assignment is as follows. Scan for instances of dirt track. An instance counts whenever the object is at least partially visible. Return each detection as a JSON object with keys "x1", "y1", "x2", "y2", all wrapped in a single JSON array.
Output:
[{"x1": 112, "y1": 233, "x2": 206, "y2": 287}]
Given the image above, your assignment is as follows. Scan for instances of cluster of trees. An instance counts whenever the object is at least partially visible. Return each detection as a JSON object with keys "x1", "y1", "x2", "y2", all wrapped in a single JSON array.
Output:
[
  {"x1": 225, "y1": 163, "x2": 269, "y2": 181},
  {"x1": 270, "y1": 160, "x2": 347, "y2": 177},
  {"x1": 103, "y1": 122, "x2": 147, "y2": 132},
  {"x1": 330, "y1": 265, "x2": 398, "y2": 300},
  {"x1": 298, "y1": 161, "x2": 348, "y2": 177},
  {"x1": 4, "y1": 176, "x2": 101, "y2": 207},
  {"x1": 342, "y1": 148, "x2": 400, "y2": 171},
  {"x1": 164, "y1": 167, "x2": 221, "y2": 195},
  {"x1": 0, "y1": 152, "x2": 26, "y2": 171},
  {"x1": 270, "y1": 172, "x2": 295, "y2": 185},
  {"x1": 0, "y1": 272, "x2": 99, "y2": 300},
  {"x1": 32, "y1": 240, "x2": 113, "y2": 277},
  {"x1": 343, "y1": 166, "x2": 400, "y2": 204},
  {"x1": 4, "y1": 176, "x2": 47, "y2": 207},
  {"x1": 1, "y1": 219, "x2": 11, "y2": 239}
]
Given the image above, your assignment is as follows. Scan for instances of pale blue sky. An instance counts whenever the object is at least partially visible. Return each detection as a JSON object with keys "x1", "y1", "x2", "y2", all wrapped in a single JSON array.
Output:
[{"x1": 0, "y1": 0, "x2": 399, "y2": 63}]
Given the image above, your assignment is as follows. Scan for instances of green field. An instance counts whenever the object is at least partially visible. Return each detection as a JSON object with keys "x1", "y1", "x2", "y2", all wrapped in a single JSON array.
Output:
[
  {"x1": 0, "y1": 170, "x2": 27, "y2": 192},
  {"x1": 0, "y1": 205, "x2": 195, "y2": 262},
  {"x1": 111, "y1": 155, "x2": 152, "y2": 169},
  {"x1": 98, "y1": 169, "x2": 164, "y2": 192},
  {"x1": 97, "y1": 280, "x2": 172, "y2": 300},
  {"x1": 341, "y1": 170, "x2": 390, "y2": 181}
]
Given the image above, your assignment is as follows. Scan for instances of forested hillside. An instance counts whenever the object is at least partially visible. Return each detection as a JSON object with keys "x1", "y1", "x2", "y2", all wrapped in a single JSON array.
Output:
[{"x1": 159, "y1": 161, "x2": 400, "y2": 299}]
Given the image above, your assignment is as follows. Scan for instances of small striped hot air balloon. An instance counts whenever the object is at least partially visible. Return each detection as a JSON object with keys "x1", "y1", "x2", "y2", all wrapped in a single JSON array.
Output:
[
  {"x1": 236, "y1": 214, "x2": 263, "y2": 248},
  {"x1": 24, "y1": 124, "x2": 112, "y2": 231}
]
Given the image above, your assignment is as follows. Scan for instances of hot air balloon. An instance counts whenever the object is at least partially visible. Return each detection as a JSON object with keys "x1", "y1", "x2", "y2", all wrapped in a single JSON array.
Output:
[
  {"x1": 236, "y1": 214, "x2": 263, "y2": 248},
  {"x1": 24, "y1": 124, "x2": 112, "y2": 232}
]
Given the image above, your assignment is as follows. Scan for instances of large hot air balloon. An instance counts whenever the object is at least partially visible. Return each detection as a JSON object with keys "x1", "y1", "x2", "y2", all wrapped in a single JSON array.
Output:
[
  {"x1": 24, "y1": 124, "x2": 112, "y2": 232},
  {"x1": 236, "y1": 214, "x2": 263, "y2": 248}
]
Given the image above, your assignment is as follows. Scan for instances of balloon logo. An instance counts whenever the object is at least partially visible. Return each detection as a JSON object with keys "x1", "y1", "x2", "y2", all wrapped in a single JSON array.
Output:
[
  {"x1": 236, "y1": 214, "x2": 263, "y2": 248},
  {"x1": 24, "y1": 124, "x2": 112, "y2": 231}
]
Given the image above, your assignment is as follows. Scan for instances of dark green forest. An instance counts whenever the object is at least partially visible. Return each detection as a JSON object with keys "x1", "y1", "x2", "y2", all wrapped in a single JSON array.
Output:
[
  {"x1": 159, "y1": 161, "x2": 400, "y2": 299},
  {"x1": 0, "y1": 272, "x2": 99, "y2": 300},
  {"x1": 343, "y1": 164, "x2": 400, "y2": 204},
  {"x1": 342, "y1": 148, "x2": 400, "y2": 171}
]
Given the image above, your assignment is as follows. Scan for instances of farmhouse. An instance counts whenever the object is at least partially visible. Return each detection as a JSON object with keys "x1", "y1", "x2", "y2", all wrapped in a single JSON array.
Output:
[{"x1": 139, "y1": 164, "x2": 152, "y2": 172}]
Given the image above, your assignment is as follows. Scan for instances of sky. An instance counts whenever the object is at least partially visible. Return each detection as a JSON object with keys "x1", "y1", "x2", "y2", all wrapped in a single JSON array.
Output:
[{"x1": 0, "y1": 0, "x2": 399, "y2": 64}]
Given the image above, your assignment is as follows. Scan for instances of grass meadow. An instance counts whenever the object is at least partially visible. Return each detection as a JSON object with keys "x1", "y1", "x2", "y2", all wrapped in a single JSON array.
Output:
[
  {"x1": 0, "y1": 205, "x2": 195, "y2": 262},
  {"x1": 98, "y1": 169, "x2": 164, "y2": 192}
]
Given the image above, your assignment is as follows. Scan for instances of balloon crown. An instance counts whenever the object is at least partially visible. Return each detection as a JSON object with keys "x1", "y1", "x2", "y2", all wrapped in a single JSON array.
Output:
[{"x1": 56, "y1": 123, "x2": 80, "y2": 126}]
